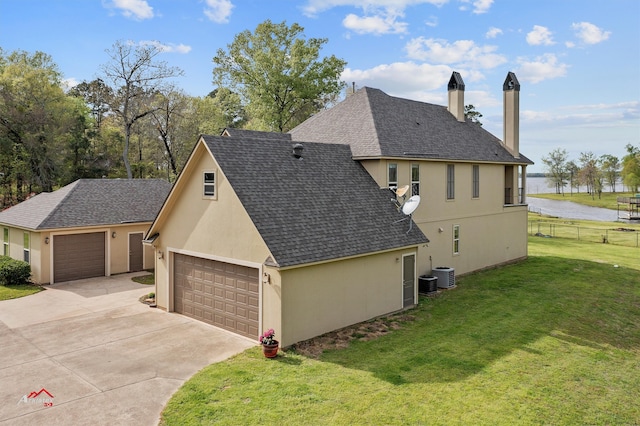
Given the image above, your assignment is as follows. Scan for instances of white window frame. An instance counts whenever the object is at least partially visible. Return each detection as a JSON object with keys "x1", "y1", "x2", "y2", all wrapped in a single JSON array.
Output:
[
  {"x1": 411, "y1": 163, "x2": 420, "y2": 196},
  {"x1": 203, "y1": 171, "x2": 216, "y2": 199},
  {"x1": 453, "y1": 225, "x2": 460, "y2": 255},
  {"x1": 387, "y1": 163, "x2": 398, "y2": 190},
  {"x1": 23, "y1": 232, "x2": 30, "y2": 263}
]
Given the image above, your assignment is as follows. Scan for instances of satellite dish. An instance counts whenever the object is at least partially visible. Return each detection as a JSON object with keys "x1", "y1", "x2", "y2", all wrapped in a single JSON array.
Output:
[
  {"x1": 402, "y1": 195, "x2": 420, "y2": 215},
  {"x1": 393, "y1": 195, "x2": 421, "y2": 233},
  {"x1": 395, "y1": 185, "x2": 409, "y2": 198}
]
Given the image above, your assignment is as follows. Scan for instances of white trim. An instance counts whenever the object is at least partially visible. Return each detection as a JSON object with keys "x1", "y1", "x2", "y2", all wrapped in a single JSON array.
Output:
[{"x1": 166, "y1": 247, "x2": 263, "y2": 337}]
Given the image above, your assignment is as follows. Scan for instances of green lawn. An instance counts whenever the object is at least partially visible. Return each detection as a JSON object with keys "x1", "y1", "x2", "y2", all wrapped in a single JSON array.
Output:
[
  {"x1": 0, "y1": 284, "x2": 43, "y2": 300},
  {"x1": 530, "y1": 191, "x2": 636, "y2": 210},
  {"x1": 161, "y1": 237, "x2": 640, "y2": 425}
]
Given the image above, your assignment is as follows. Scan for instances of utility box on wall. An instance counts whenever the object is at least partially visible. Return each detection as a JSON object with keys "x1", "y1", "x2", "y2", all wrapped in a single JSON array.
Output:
[{"x1": 433, "y1": 267, "x2": 455, "y2": 289}]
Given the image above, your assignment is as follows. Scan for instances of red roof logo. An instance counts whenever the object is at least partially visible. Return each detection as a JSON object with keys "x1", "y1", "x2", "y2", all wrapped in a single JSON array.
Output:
[{"x1": 27, "y1": 388, "x2": 54, "y2": 399}]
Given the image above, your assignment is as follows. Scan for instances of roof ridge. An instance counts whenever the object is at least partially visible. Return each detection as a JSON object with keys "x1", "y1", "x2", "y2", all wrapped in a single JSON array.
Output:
[{"x1": 37, "y1": 180, "x2": 81, "y2": 229}]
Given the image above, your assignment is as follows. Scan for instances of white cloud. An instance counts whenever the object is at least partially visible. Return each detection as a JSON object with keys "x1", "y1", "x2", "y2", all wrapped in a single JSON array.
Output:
[
  {"x1": 343, "y1": 12, "x2": 408, "y2": 34},
  {"x1": 62, "y1": 78, "x2": 80, "y2": 92},
  {"x1": 486, "y1": 27, "x2": 502, "y2": 39},
  {"x1": 405, "y1": 37, "x2": 507, "y2": 69},
  {"x1": 342, "y1": 62, "x2": 453, "y2": 95},
  {"x1": 140, "y1": 41, "x2": 192, "y2": 54},
  {"x1": 458, "y1": 0, "x2": 493, "y2": 14},
  {"x1": 565, "y1": 41, "x2": 575, "y2": 48},
  {"x1": 526, "y1": 25, "x2": 554, "y2": 46},
  {"x1": 571, "y1": 22, "x2": 611, "y2": 45},
  {"x1": 105, "y1": 0, "x2": 154, "y2": 20},
  {"x1": 425, "y1": 16, "x2": 438, "y2": 27},
  {"x1": 514, "y1": 53, "x2": 568, "y2": 83},
  {"x1": 204, "y1": 0, "x2": 234, "y2": 23},
  {"x1": 302, "y1": 0, "x2": 449, "y2": 17}
]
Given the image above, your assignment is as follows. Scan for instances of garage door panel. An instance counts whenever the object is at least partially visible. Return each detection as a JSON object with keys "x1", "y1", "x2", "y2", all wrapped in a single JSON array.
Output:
[
  {"x1": 53, "y1": 233, "x2": 106, "y2": 283},
  {"x1": 174, "y1": 253, "x2": 259, "y2": 339}
]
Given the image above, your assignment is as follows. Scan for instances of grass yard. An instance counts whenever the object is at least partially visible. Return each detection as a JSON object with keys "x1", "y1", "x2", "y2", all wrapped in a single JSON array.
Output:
[
  {"x1": 530, "y1": 191, "x2": 636, "y2": 210},
  {"x1": 0, "y1": 284, "x2": 43, "y2": 301},
  {"x1": 161, "y1": 237, "x2": 640, "y2": 425}
]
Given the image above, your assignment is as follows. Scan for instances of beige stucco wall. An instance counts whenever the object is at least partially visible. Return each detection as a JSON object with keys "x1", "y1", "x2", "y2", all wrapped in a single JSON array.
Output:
[
  {"x1": 360, "y1": 159, "x2": 528, "y2": 277},
  {"x1": 278, "y1": 249, "x2": 417, "y2": 347},
  {"x1": 151, "y1": 142, "x2": 275, "y2": 317},
  {"x1": 2, "y1": 223, "x2": 152, "y2": 285}
]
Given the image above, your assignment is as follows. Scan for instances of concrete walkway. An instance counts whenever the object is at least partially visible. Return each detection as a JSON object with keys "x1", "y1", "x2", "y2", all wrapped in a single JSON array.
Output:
[{"x1": 0, "y1": 274, "x2": 255, "y2": 425}]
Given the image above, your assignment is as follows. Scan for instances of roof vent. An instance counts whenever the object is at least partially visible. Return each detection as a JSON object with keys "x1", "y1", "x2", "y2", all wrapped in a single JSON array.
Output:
[{"x1": 292, "y1": 143, "x2": 304, "y2": 159}]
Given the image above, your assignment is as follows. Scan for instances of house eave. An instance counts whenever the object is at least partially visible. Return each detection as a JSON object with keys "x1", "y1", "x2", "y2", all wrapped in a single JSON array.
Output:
[{"x1": 269, "y1": 243, "x2": 428, "y2": 272}]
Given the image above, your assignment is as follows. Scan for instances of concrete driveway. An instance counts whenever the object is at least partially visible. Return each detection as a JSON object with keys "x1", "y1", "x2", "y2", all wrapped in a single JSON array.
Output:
[{"x1": 0, "y1": 273, "x2": 255, "y2": 426}]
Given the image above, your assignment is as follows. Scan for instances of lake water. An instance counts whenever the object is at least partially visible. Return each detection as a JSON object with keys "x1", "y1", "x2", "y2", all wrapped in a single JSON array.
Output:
[
  {"x1": 527, "y1": 196, "x2": 622, "y2": 222},
  {"x1": 526, "y1": 176, "x2": 627, "y2": 195},
  {"x1": 525, "y1": 176, "x2": 633, "y2": 221}
]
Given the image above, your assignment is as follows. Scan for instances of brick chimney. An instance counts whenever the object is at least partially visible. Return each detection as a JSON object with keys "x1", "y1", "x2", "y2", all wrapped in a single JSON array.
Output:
[
  {"x1": 447, "y1": 72, "x2": 465, "y2": 122},
  {"x1": 503, "y1": 72, "x2": 520, "y2": 158}
]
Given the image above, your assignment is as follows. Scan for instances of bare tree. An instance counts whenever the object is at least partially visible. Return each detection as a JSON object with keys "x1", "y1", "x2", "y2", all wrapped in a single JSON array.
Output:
[{"x1": 100, "y1": 40, "x2": 183, "y2": 179}]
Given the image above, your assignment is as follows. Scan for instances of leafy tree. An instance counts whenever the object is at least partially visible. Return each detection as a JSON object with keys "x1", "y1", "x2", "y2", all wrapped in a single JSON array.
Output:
[
  {"x1": 542, "y1": 148, "x2": 568, "y2": 195},
  {"x1": 100, "y1": 40, "x2": 183, "y2": 179},
  {"x1": 68, "y1": 79, "x2": 112, "y2": 129},
  {"x1": 621, "y1": 144, "x2": 640, "y2": 192},
  {"x1": 212, "y1": 20, "x2": 346, "y2": 132},
  {"x1": 578, "y1": 151, "x2": 601, "y2": 198},
  {"x1": 464, "y1": 104, "x2": 483, "y2": 126},
  {"x1": 0, "y1": 49, "x2": 90, "y2": 204},
  {"x1": 566, "y1": 160, "x2": 580, "y2": 194},
  {"x1": 599, "y1": 154, "x2": 620, "y2": 193}
]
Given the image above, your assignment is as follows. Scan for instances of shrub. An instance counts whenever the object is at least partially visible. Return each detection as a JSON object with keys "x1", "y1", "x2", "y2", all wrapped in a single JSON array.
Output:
[{"x1": 0, "y1": 256, "x2": 31, "y2": 286}]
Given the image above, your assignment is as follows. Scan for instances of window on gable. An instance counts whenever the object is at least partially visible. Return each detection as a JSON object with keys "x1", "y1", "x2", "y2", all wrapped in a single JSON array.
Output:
[
  {"x1": 411, "y1": 163, "x2": 420, "y2": 196},
  {"x1": 446, "y1": 164, "x2": 455, "y2": 200},
  {"x1": 453, "y1": 225, "x2": 460, "y2": 255},
  {"x1": 203, "y1": 171, "x2": 216, "y2": 198},
  {"x1": 3, "y1": 228, "x2": 8, "y2": 256},
  {"x1": 472, "y1": 165, "x2": 480, "y2": 198},
  {"x1": 23, "y1": 232, "x2": 30, "y2": 263},
  {"x1": 388, "y1": 163, "x2": 398, "y2": 190}
]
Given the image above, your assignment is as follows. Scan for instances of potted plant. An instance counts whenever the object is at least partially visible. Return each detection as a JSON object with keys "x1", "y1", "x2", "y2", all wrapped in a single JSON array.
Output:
[{"x1": 259, "y1": 328, "x2": 279, "y2": 358}]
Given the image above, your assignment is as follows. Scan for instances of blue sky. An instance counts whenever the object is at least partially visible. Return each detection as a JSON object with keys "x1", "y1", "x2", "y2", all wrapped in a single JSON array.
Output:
[{"x1": 1, "y1": 0, "x2": 638, "y2": 172}]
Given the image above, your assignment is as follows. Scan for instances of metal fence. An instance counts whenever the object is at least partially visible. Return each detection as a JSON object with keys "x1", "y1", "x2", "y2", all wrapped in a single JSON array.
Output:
[{"x1": 529, "y1": 220, "x2": 640, "y2": 248}]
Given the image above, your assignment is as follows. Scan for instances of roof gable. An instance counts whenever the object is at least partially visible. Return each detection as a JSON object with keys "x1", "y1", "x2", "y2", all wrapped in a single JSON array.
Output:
[
  {"x1": 0, "y1": 179, "x2": 172, "y2": 230},
  {"x1": 290, "y1": 87, "x2": 533, "y2": 164},
  {"x1": 202, "y1": 135, "x2": 427, "y2": 268}
]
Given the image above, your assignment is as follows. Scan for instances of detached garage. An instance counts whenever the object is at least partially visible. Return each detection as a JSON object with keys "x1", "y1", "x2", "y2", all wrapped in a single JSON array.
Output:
[{"x1": 0, "y1": 179, "x2": 172, "y2": 284}]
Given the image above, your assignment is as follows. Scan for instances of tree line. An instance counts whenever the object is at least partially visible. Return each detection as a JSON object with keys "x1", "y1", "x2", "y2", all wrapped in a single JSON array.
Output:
[
  {"x1": 0, "y1": 20, "x2": 346, "y2": 208},
  {"x1": 542, "y1": 145, "x2": 640, "y2": 198}
]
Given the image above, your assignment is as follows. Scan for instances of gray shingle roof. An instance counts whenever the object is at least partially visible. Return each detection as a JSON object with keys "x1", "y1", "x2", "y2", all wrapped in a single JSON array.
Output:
[
  {"x1": 289, "y1": 87, "x2": 533, "y2": 164},
  {"x1": 221, "y1": 128, "x2": 292, "y2": 140},
  {"x1": 0, "y1": 179, "x2": 172, "y2": 230},
  {"x1": 202, "y1": 135, "x2": 428, "y2": 268}
]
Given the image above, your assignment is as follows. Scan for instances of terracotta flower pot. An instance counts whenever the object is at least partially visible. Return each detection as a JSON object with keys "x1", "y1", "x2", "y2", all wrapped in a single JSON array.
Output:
[{"x1": 262, "y1": 341, "x2": 279, "y2": 358}]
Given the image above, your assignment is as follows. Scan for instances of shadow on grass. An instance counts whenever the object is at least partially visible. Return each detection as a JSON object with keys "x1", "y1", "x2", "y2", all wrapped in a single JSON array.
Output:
[{"x1": 319, "y1": 256, "x2": 640, "y2": 385}]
